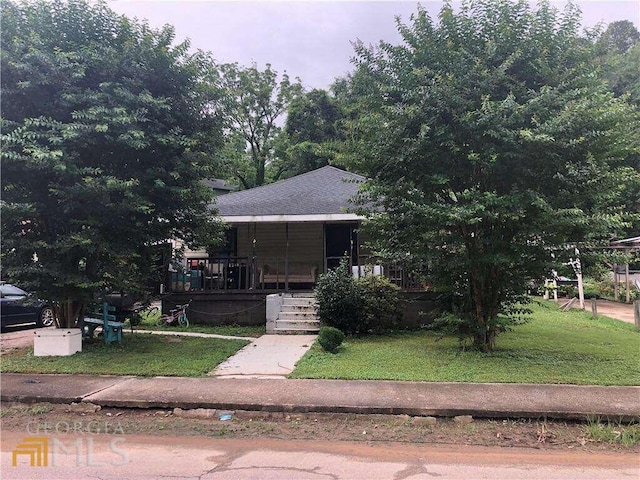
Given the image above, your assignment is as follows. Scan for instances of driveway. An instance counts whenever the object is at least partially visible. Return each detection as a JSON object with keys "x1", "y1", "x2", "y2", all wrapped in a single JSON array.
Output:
[
  {"x1": 0, "y1": 326, "x2": 45, "y2": 354},
  {"x1": 558, "y1": 298, "x2": 636, "y2": 324}
]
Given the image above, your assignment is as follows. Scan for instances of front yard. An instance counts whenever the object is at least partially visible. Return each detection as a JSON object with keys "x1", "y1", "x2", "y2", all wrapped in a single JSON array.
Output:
[
  {"x1": 291, "y1": 301, "x2": 640, "y2": 385},
  {"x1": 2, "y1": 300, "x2": 637, "y2": 384},
  {"x1": 0, "y1": 334, "x2": 249, "y2": 377}
]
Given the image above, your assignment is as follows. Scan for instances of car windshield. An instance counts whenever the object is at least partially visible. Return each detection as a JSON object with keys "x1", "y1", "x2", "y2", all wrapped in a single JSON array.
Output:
[{"x1": 0, "y1": 285, "x2": 28, "y2": 297}]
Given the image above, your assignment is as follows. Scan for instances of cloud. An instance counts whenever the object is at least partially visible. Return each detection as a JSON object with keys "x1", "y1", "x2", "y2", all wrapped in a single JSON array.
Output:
[{"x1": 107, "y1": 1, "x2": 639, "y2": 90}]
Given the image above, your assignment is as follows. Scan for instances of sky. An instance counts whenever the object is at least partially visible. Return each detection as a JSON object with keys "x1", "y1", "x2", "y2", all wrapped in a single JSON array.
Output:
[{"x1": 106, "y1": 1, "x2": 640, "y2": 90}]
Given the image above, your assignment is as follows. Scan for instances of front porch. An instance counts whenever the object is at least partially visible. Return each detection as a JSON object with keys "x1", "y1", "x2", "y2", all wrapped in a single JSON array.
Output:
[
  {"x1": 167, "y1": 221, "x2": 425, "y2": 294},
  {"x1": 167, "y1": 253, "x2": 424, "y2": 294}
]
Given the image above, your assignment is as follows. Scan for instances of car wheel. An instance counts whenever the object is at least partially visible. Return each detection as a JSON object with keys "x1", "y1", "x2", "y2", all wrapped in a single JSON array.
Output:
[{"x1": 39, "y1": 307, "x2": 55, "y2": 327}]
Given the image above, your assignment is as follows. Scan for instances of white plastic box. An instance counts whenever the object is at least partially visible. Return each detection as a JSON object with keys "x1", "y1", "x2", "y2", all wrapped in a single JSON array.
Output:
[{"x1": 34, "y1": 329, "x2": 82, "y2": 356}]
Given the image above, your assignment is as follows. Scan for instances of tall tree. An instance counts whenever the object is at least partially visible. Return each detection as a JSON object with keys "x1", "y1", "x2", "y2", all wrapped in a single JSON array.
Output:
[
  {"x1": 597, "y1": 21, "x2": 640, "y2": 235},
  {"x1": 1, "y1": 0, "x2": 223, "y2": 327},
  {"x1": 596, "y1": 20, "x2": 640, "y2": 56},
  {"x1": 348, "y1": 0, "x2": 639, "y2": 351},
  {"x1": 273, "y1": 88, "x2": 345, "y2": 179},
  {"x1": 214, "y1": 63, "x2": 303, "y2": 188}
]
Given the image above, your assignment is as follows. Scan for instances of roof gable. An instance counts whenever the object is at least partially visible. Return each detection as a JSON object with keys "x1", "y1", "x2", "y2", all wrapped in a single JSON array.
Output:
[{"x1": 215, "y1": 166, "x2": 365, "y2": 218}]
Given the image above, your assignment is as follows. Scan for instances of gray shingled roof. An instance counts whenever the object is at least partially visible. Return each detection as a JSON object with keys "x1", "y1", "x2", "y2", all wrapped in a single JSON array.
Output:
[{"x1": 215, "y1": 166, "x2": 366, "y2": 217}]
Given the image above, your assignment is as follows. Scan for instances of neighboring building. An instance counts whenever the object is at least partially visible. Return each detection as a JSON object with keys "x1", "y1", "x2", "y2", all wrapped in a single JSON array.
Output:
[
  {"x1": 203, "y1": 178, "x2": 237, "y2": 196},
  {"x1": 609, "y1": 236, "x2": 640, "y2": 302}
]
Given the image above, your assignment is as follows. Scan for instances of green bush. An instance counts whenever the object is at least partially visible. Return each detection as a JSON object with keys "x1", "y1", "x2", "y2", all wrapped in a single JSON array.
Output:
[
  {"x1": 358, "y1": 275, "x2": 402, "y2": 333},
  {"x1": 314, "y1": 259, "x2": 402, "y2": 334},
  {"x1": 314, "y1": 260, "x2": 364, "y2": 333},
  {"x1": 317, "y1": 326, "x2": 345, "y2": 353}
]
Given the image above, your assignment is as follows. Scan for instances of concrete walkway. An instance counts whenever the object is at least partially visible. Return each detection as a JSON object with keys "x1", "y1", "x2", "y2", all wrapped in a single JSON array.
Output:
[
  {"x1": 139, "y1": 330, "x2": 256, "y2": 342},
  {"x1": 210, "y1": 334, "x2": 317, "y2": 378},
  {"x1": 138, "y1": 331, "x2": 317, "y2": 378}
]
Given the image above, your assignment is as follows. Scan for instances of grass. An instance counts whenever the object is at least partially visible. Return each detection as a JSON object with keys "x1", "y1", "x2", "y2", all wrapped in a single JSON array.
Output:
[
  {"x1": 291, "y1": 300, "x2": 640, "y2": 385},
  {"x1": 134, "y1": 307, "x2": 265, "y2": 337},
  {"x1": 0, "y1": 334, "x2": 249, "y2": 377},
  {"x1": 0, "y1": 404, "x2": 54, "y2": 418},
  {"x1": 584, "y1": 418, "x2": 640, "y2": 447}
]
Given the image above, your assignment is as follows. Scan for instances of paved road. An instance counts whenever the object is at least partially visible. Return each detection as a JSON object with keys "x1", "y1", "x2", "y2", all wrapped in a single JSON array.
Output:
[{"x1": 2, "y1": 431, "x2": 638, "y2": 480}]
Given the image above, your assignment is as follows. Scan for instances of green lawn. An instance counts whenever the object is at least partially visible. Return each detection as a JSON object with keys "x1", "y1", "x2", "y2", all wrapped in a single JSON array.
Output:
[
  {"x1": 291, "y1": 301, "x2": 640, "y2": 385},
  {"x1": 0, "y1": 334, "x2": 249, "y2": 377}
]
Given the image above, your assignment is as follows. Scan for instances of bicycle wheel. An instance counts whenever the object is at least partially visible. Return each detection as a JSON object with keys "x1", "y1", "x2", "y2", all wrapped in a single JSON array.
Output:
[
  {"x1": 155, "y1": 315, "x2": 166, "y2": 327},
  {"x1": 178, "y1": 312, "x2": 189, "y2": 328}
]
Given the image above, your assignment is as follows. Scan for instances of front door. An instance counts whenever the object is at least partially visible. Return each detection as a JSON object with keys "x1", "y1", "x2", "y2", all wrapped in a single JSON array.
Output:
[{"x1": 325, "y1": 224, "x2": 357, "y2": 271}]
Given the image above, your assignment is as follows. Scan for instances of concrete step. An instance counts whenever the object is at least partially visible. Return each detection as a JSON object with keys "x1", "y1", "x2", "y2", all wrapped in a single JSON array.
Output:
[
  {"x1": 273, "y1": 322, "x2": 321, "y2": 334},
  {"x1": 275, "y1": 319, "x2": 320, "y2": 330},
  {"x1": 281, "y1": 297, "x2": 316, "y2": 307},
  {"x1": 288, "y1": 292, "x2": 315, "y2": 298},
  {"x1": 272, "y1": 327, "x2": 320, "y2": 335},
  {"x1": 277, "y1": 312, "x2": 318, "y2": 321},
  {"x1": 280, "y1": 304, "x2": 316, "y2": 313}
]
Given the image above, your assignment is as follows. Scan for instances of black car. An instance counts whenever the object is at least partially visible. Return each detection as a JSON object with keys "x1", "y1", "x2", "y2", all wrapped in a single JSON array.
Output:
[{"x1": 0, "y1": 284, "x2": 55, "y2": 330}]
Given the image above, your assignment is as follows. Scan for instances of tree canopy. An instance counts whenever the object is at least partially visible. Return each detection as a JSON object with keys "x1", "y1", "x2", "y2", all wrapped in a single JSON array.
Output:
[
  {"x1": 213, "y1": 62, "x2": 303, "y2": 188},
  {"x1": 346, "y1": 0, "x2": 639, "y2": 350},
  {"x1": 271, "y1": 88, "x2": 346, "y2": 179},
  {"x1": 1, "y1": 0, "x2": 223, "y2": 327}
]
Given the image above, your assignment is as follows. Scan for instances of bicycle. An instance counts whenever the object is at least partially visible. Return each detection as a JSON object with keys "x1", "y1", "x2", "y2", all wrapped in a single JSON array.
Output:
[{"x1": 156, "y1": 300, "x2": 191, "y2": 328}]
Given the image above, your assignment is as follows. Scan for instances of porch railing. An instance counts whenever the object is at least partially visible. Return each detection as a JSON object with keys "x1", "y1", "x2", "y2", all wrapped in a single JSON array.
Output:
[
  {"x1": 169, "y1": 256, "x2": 252, "y2": 292},
  {"x1": 353, "y1": 256, "x2": 427, "y2": 291},
  {"x1": 166, "y1": 256, "x2": 426, "y2": 292}
]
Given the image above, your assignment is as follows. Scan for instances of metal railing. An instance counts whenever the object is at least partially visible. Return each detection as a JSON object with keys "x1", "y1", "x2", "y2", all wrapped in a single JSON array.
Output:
[
  {"x1": 166, "y1": 256, "x2": 426, "y2": 292},
  {"x1": 169, "y1": 256, "x2": 251, "y2": 292}
]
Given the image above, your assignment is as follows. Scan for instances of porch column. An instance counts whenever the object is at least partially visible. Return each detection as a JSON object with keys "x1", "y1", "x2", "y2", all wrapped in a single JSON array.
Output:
[
  {"x1": 251, "y1": 223, "x2": 257, "y2": 290},
  {"x1": 285, "y1": 222, "x2": 290, "y2": 292},
  {"x1": 322, "y1": 222, "x2": 327, "y2": 274},
  {"x1": 626, "y1": 255, "x2": 631, "y2": 303}
]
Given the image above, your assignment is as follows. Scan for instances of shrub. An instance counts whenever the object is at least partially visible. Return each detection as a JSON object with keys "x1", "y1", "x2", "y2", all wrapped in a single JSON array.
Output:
[
  {"x1": 314, "y1": 260, "x2": 364, "y2": 333},
  {"x1": 314, "y1": 259, "x2": 403, "y2": 334},
  {"x1": 358, "y1": 275, "x2": 402, "y2": 333},
  {"x1": 317, "y1": 326, "x2": 345, "y2": 353}
]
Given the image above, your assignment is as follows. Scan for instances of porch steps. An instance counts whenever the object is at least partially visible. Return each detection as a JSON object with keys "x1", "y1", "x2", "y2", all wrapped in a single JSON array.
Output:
[{"x1": 273, "y1": 294, "x2": 320, "y2": 334}]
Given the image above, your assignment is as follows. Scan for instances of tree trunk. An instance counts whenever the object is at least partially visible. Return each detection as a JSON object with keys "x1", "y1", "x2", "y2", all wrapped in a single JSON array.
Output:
[
  {"x1": 469, "y1": 266, "x2": 500, "y2": 352},
  {"x1": 55, "y1": 299, "x2": 86, "y2": 329},
  {"x1": 256, "y1": 159, "x2": 265, "y2": 187}
]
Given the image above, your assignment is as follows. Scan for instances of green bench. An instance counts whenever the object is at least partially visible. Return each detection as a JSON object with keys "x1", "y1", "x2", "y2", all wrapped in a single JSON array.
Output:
[{"x1": 82, "y1": 303, "x2": 125, "y2": 344}]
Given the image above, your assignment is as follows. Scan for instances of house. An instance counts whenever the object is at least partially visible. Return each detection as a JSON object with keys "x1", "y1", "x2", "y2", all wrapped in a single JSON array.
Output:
[
  {"x1": 163, "y1": 166, "x2": 434, "y2": 328},
  {"x1": 175, "y1": 166, "x2": 381, "y2": 292}
]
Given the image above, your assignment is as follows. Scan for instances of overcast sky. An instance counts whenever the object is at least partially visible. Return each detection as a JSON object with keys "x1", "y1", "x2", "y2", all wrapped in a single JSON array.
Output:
[{"x1": 107, "y1": 1, "x2": 640, "y2": 90}]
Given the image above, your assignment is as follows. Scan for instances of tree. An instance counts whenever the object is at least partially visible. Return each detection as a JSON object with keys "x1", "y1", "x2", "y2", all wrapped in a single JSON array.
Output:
[
  {"x1": 1, "y1": 0, "x2": 223, "y2": 328},
  {"x1": 272, "y1": 88, "x2": 345, "y2": 179},
  {"x1": 213, "y1": 63, "x2": 303, "y2": 188},
  {"x1": 596, "y1": 22, "x2": 640, "y2": 235},
  {"x1": 347, "y1": 0, "x2": 639, "y2": 351},
  {"x1": 596, "y1": 20, "x2": 640, "y2": 56}
]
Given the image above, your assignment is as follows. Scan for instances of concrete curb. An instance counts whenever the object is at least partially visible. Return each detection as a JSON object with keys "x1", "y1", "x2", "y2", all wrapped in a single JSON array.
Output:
[{"x1": 3, "y1": 374, "x2": 638, "y2": 421}]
